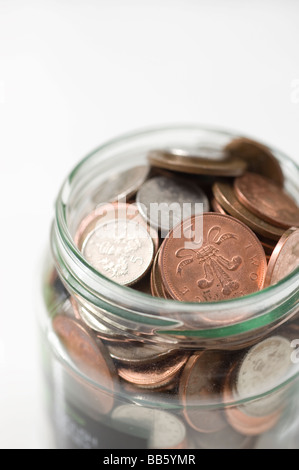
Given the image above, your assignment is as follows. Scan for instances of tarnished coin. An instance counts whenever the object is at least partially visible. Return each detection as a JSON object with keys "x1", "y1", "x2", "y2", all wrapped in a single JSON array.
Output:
[
  {"x1": 213, "y1": 181, "x2": 285, "y2": 240},
  {"x1": 117, "y1": 352, "x2": 188, "y2": 389},
  {"x1": 111, "y1": 404, "x2": 187, "y2": 449},
  {"x1": 265, "y1": 227, "x2": 299, "y2": 286},
  {"x1": 193, "y1": 425, "x2": 254, "y2": 449},
  {"x1": 92, "y1": 165, "x2": 150, "y2": 204},
  {"x1": 160, "y1": 213, "x2": 267, "y2": 302},
  {"x1": 234, "y1": 173, "x2": 299, "y2": 229},
  {"x1": 82, "y1": 218, "x2": 154, "y2": 286},
  {"x1": 147, "y1": 148, "x2": 247, "y2": 177},
  {"x1": 107, "y1": 341, "x2": 174, "y2": 365},
  {"x1": 179, "y1": 352, "x2": 227, "y2": 433},
  {"x1": 75, "y1": 202, "x2": 159, "y2": 253},
  {"x1": 52, "y1": 315, "x2": 117, "y2": 414},
  {"x1": 224, "y1": 137, "x2": 284, "y2": 186},
  {"x1": 136, "y1": 175, "x2": 209, "y2": 234}
]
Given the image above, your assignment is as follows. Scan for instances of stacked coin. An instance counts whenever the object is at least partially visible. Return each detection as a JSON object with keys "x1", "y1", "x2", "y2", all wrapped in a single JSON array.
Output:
[
  {"x1": 73, "y1": 136, "x2": 299, "y2": 300},
  {"x1": 53, "y1": 299, "x2": 296, "y2": 448}
]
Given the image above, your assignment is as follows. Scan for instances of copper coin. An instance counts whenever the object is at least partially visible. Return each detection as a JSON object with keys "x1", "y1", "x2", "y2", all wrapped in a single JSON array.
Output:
[
  {"x1": 52, "y1": 314, "x2": 117, "y2": 414},
  {"x1": 74, "y1": 202, "x2": 159, "y2": 253},
  {"x1": 213, "y1": 181, "x2": 285, "y2": 240},
  {"x1": 234, "y1": 173, "x2": 299, "y2": 229},
  {"x1": 82, "y1": 218, "x2": 154, "y2": 286},
  {"x1": 111, "y1": 404, "x2": 187, "y2": 449},
  {"x1": 211, "y1": 198, "x2": 227, "y2": 215},
  {"x1": 224, "y1": 137, "x2": 284, "y2": 186},
  {"x1": 160, "y1": 213, "x2": 267, "y2": 302},
  {"x1": 179, "y1": 352, "x2": 227, "y2": 433},
  {"x1": 265, "y1": 227, "x2": 299, "y2": 286},
  {"x1": 150, "y1": 247, "x2": 172, "y2": 299},
  {"x1": 147, "y1": 148, "x2": 247, "y2": 177},
  {"x1": 91, "y1": 165, "x2": 150, "y2": 205},
  {"x1": 118, "y1": 352, "x2": 188, "y2": 389}
]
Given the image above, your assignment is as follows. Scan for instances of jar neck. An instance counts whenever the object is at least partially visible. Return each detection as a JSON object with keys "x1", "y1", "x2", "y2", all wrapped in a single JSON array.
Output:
[{"x1": 50, "y1": 125, "x2": 299, "y2": 347}]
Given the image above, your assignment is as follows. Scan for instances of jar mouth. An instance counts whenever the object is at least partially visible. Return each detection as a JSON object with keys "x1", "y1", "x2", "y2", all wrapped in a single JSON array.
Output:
[{"x1": 53, "y1": 124, "x2": 299, "y2": 335}]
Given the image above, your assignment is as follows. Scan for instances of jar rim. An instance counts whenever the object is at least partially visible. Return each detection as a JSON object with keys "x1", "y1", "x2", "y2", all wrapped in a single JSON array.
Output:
[{"x1": 53, "y1": 124, "x2": 299, "y2": 336}]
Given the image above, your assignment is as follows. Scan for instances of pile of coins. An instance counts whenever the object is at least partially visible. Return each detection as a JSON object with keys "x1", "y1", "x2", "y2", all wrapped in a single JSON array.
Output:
[
  {"x1": 49, "y1": 136, "x2": 299, "y2": 449},
  {"x1": 74, "y1": 137, "x2": 299, "y2": 301},
  {"x1": 51, "y1": 292, "x2": 298, "y2": 448}
]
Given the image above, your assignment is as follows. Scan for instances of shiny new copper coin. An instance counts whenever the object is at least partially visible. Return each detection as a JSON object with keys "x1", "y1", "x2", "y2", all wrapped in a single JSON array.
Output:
[
  {"x1": 52, "y1": 314, "x2": 117, "y2": 414},
  {"x1": 160, "y1": 213, "x2": 267, "y2": 302},
  {"x1": 234, "y1": 173, "x2": 299, "y2": 229},
  {"x1": 147, "y1": 148, "x2": 247, "y2": 177},
  {"x1": 179, "y1": 352, "x2": 227, "y2": 433},
  {"x1": 117, "y1": 352, "x2": 188, "y2": 389},
  {"x1": 224, "y1": 137, "x2": 284, "y2": 186},
  {"x1": 265, "y1": 227, "x2": 299, "y2": 286},
  {"x1": 213, "y1": 181, "x2": 285, "y2": 240}
]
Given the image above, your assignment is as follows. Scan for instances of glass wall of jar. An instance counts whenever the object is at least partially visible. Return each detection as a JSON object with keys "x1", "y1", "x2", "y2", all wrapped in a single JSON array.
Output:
[{"x1": 39, "y1": 126, "x2": 299, "y2": 449}]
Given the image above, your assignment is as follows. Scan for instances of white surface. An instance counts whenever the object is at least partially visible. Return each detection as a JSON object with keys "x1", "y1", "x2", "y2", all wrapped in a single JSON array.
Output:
[{"x1": 0, "y1": 0, "x2": 299, "y2": 449}]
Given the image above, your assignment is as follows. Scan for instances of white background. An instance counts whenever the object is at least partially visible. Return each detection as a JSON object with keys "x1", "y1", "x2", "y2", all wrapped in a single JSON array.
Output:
[{"x1": 0, "y1": 0, "x2": 299, "y2": 448}]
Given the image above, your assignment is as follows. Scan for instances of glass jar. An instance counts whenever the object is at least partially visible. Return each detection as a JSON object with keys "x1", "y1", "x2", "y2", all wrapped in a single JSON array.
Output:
[{"x1": 39, "y1": 125, "x2": 299, "y2": 449}]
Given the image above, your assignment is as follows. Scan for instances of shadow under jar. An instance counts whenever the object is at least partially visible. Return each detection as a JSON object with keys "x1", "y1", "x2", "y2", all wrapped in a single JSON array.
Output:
[{"x1": 39, "y1": 125, "x2": 299, "y2": 449}]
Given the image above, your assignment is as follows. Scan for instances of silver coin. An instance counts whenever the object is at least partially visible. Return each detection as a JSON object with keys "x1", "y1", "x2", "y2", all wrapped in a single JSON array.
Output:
[
  {"x1": 107, "y1": 342, "x2": 174, "y2": 364},
  {"x1": 82, "y1": 218, "x2": 154, "y2": 285},
  {"x1": 111, "y1": 404, "x2": 186, "y2": 449},
  {"x1": 265, "y1": 227, "x2": 299, "y2": 286},
  {"x1": 92, "y1": 165, "x2": 150, "y2": 204},
  {"x1": 74, "y1": 302, "x2": 122, "y2": 341},
  {"x1": 136, "y1": 175, "x2": 209, "y2": 233},
  {"x1": 167, "y1": 145, "x2": 228, "y2": 162},
  {"x1": 193, "y1": 425, "x2": 254, "y2": 449},
  {"x1": 235, "y1": 336, "x2": 292, "y2": 417}
]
